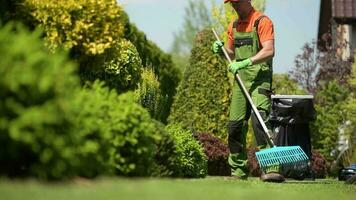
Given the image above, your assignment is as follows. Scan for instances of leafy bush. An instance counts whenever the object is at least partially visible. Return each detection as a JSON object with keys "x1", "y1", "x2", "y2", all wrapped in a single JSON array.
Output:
[
  {"x1": 123, "y1": 13, "x2": 181, "y2": 123},
  {"x1": 341, "y1": 60, "x2": 356, "y2": 166},
  {"x1": 166, "y1": 124, "x2": 207, "y2": 178},
  {"x1": 21, "y1": 0, "x2": 124, "y2": 55},
  {"x1": 0, "y1": 23, "x2": 80, "y2": 179},
  {"x1": 311, "y1": 81, "x2": 349, "y2": 162},
  {"x1": 195, "y1": 133, "x2": 230, "y2": 176},
  {"x1": 311, "y1": 150, "x2": 327, "y2": 179},
  {"x1": 135, "y1": 68, "x2": 162, "y2": 120},
  {"x1": 168, "y1": 29, "x2": 231, "y2": 139},
  {"x1": 151, "y1": 122, "x2": 180, "y2": 177},
  {"x1": 99, "y1": 39, "x2": 142, "y2": 92},
  {"x1": 71, "y1": 82, "x2": 162, "y2": 177}
]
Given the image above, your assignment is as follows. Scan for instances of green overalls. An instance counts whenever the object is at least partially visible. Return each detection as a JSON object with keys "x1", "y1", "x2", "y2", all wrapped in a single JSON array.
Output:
[{"x1": 227, "y1": 16, "x2": 274, "y2": 178}]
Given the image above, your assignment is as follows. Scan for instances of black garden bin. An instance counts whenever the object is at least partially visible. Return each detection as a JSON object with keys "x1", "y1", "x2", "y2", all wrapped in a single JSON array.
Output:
[{"x1": 270, "y1": 95, "x2": 317, "y2": 179}]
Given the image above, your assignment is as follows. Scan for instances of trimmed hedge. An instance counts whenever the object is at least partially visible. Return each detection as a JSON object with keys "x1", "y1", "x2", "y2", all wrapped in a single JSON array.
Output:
[
  {"x1": 168, "y1": 29, "x2": 231, "y2": 139},
  {"x1": 195, "y1": 133, "x2": 230, "y2": 176},
  {"x1": 166, "y1": 124, "x2": 207, "y2": 178}
]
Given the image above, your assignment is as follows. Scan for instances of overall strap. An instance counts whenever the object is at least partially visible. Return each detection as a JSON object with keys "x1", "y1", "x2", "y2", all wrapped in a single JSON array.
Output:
[
  {"x1": 232, "y1": 15, "x2": 266, "y2": 29},
  {"x1": 254, "y1": 15, "x2": 266, "y2": 49},
  {"x1": 254, "y1": 15, "x2": 266, "y2": 29}
]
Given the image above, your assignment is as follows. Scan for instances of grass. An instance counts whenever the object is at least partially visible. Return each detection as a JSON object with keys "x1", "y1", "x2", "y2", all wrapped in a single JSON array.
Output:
[{"x1": 0, "y1": 177, "x2": 355, "y2": 200}]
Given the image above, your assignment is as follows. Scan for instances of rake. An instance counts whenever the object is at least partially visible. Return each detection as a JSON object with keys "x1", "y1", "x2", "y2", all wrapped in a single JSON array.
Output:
[{"x1": 211, "y1": 28, "x2": 310, "y2": 175}]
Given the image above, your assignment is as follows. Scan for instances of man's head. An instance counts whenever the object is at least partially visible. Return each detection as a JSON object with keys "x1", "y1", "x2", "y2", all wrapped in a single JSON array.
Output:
[{"x1": 224, "y1": 0, "x2": 252, "y2": 19}]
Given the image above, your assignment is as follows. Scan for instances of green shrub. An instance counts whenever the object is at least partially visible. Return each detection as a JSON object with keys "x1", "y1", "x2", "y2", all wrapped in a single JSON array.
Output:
[
  {"x1": 166, "y1": 124, "x2": 207, "y2": 178},
  {"x1": 168, "y1": 29, "x2": 231, "y2": 139},
  {"x1": 151, "y1": 122, "x2": 179, "y2": 177},
  {"x1": 71, "y1": 82, "x2": 162, "y2": 177},
  {"x1": 123, "y1": 13, "x2": 181, "y2": 123},
  {"x1": 100, "y1": 39, "x2": 142, "y2": 92},
  {"x1": 341, "y1": 60, "x2": 356, "y2": 166},
  {"x1": 134, "y1": 68, "x2": 162, "y2": 120},
  {"x1": 21, "y1": 0, "x2": 124, "y2": 55},
  {"x1": 272, "y1": 73, "x2": 307, "y2": 95},
  {"x1": 0, "y1": 23, "x2": 80, "y2": 179},
  {"x1": 311, "y1": 81, "x2": 349, "y2": 163}
]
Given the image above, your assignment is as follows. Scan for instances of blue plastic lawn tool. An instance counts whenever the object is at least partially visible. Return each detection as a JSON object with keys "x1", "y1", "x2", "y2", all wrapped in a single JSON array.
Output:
[{"x1": 212, "y1": 28, "x2": 310, "y2": 175}]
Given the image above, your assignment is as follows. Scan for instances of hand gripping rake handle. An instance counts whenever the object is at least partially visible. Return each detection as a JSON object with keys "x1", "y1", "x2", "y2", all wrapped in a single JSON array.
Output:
[{"x1": 212, "y1": 28, "x2": 275, "y2": 147}]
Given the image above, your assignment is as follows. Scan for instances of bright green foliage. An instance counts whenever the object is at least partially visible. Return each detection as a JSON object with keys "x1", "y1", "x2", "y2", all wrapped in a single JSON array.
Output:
[
  {"x1": 71, "y1": 82, "x2": 162, "y2": 177},
  {"x1": 135, "y1": 68, "x2": 162, "y2": 120},
  {"x1": 272, "y1": 73, "x2": 308, "y2": 95},
  {"x1": 22, "y1": 0, "x2": 124, "y2": 55},
  {"x1": 342, "y1": 60, "x2": 356, "y2": 165},
  {"x1": 100, "y1": 39, "x2": 142, "y2": 92},
  {"x1": 311, "y1": 81, "x2": 350, "y2": 162},
  {"x1": 0, "y1": 23, "x2": 80, "y2": 179},
  {"x1": 123, "y1": 15, "x2": 181, "y2": 123},
  {"x1": 151, "y1": 122, "x2": 180, "y2": 177},
  {"x1": 169, "y1": 29, "x2": 231, "y2": 139},
  {"x1": 166, "y1": 124, "x2": 207, "y2": 178}
]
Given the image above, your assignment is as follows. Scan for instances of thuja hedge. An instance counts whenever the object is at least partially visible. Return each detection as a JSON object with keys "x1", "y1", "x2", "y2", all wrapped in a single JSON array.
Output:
[
  {"x1": 123, "y1": 12, "x2": 181, "y2": 123},
  {"x1": 168, "y1": 29, "x2": 231, "y2": 139}
]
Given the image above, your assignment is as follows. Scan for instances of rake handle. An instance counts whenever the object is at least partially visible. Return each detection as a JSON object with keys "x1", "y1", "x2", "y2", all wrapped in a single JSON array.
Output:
[{"x1": 211, "y1": 28, "x2": 275, "y2": 147}]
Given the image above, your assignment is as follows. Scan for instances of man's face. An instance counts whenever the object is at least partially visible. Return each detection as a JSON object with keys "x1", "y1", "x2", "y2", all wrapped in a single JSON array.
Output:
[{"x1": 230, "y1": 0, "x2": 250, "y2": 16}]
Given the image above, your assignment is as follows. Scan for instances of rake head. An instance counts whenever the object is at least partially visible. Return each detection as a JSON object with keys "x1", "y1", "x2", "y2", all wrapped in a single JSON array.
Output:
[{"x1": 255, "y1": 146, "x2": 310, "y2": 175}]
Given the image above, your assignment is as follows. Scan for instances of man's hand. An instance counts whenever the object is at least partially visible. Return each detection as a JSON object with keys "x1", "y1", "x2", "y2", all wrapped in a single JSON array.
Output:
[
  {"x1": 211, "y1": 40, "x2": 224, "y2": 54},
  {"x1": 228, "y1": 58, "x2": 253, "y2": 74}
]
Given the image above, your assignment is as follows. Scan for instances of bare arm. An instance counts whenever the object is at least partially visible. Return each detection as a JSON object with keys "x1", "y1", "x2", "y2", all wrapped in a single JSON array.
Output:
[{"x1": 250, "y1": 39, "x2": 275, "y2": 64}]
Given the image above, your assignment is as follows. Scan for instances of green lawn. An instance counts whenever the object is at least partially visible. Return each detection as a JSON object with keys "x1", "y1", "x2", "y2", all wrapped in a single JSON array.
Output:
[{"x1": 0, "y1": 177, "x2": 355, "y2": 200}]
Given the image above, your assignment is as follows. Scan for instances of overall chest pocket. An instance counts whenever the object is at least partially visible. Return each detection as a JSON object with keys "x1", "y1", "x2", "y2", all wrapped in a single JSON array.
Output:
[
  {"x1": 234, "y1": 37, "x2": 254, "y2": 60},
  {"x1": 234, "y1": 37, "x2": 253, "y2": 48}
]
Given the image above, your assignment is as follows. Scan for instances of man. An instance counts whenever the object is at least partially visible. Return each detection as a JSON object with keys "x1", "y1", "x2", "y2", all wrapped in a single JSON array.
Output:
[{"x1": 212, "y1": 0, "x2": 285, "y2": 182}]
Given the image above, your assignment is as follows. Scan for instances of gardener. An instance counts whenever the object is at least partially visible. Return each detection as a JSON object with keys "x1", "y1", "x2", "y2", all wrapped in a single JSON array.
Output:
[{"x1": 212, "y1": 0, "x2": 284, "y2": 182}]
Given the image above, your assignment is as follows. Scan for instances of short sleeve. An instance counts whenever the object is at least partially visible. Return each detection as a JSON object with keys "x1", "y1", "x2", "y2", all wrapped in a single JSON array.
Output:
[
  {"x1": 227, "y1": 21, "x2": 235, "y2": 50},
  {"x1": 257, "y1": 17, "x2": 274, "y2": 43}
]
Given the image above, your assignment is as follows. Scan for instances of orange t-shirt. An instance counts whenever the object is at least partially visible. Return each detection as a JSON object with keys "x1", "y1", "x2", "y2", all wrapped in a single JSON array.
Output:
[{"x1": 227, "y1": 9, "x2": 274, "y2": 50}]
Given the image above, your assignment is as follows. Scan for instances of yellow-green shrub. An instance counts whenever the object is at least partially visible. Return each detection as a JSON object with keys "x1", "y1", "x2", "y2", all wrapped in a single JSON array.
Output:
[
  {"x1": 23, "y1": 0, "x2": 124, "y2": 55},
  {"x1": 99, "y1": 39, "x2": 142, "y2": 92},
  {"x1": 166, "y1": 124, "x2": 207, "y2": 178},
  {"x1": 135, "y1": 68, "x2": 162, "y2": 119},
  {"x1": 168, "y1": 29, "x2": 231, "y2": 139}
]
